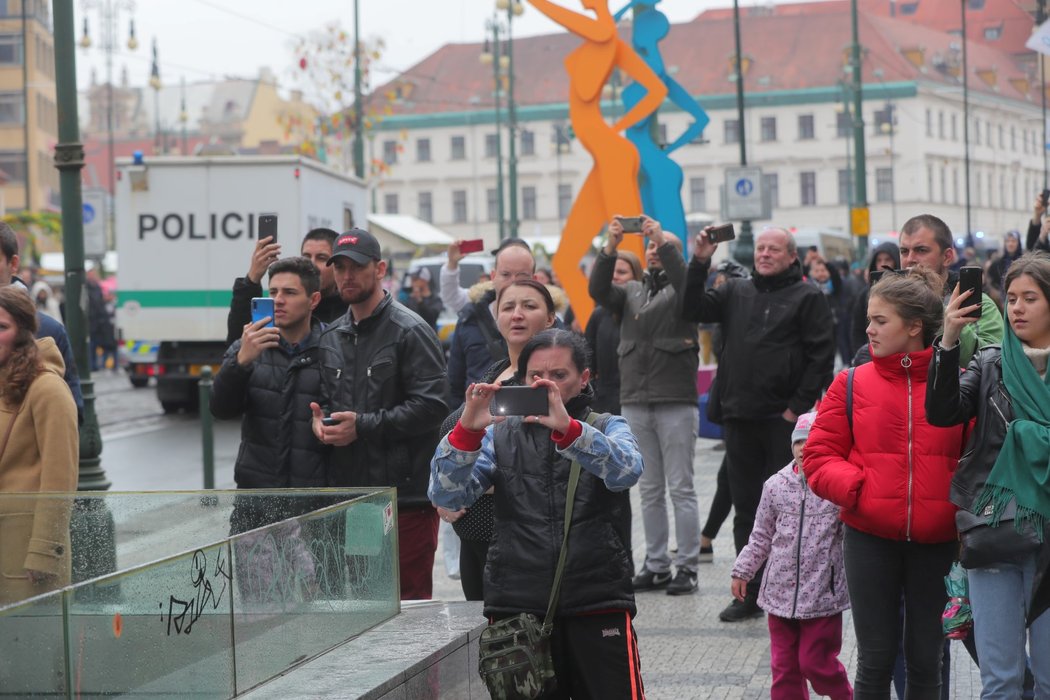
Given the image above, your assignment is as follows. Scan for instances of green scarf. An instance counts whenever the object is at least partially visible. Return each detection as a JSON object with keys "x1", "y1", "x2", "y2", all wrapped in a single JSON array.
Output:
[{"x1": 971, "y1": 324, "x2": 1050, "y2": 539}]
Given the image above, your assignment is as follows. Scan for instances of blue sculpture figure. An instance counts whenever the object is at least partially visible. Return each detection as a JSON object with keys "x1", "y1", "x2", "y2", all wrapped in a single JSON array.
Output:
[{"x1": 615, "y1": 0, "x2": 709, "y2": 252}]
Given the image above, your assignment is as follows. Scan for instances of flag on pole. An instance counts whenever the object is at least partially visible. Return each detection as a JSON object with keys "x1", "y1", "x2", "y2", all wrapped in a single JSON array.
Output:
[{"x1": 1027, "y1": 19, "x2": 1050, "y2": 55}]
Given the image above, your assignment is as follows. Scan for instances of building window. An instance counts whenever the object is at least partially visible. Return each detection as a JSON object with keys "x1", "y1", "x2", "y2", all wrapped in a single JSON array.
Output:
[
  {"x1": 418, "y1": 191, "x2": 433, "y2": 223},
  {"x1": 999, "y1": 124, "x2": 1005, "y2": 149},
  {"x1": 0, "y1": 151, "x2": 26, "y2": 182},
  {"x1": 836, "y1": 111, "x2": 851, "y2": 138},
  {"x1": 975, "y1": 171, "x2": 982, "y2": 207},
  {"x1": 974, "y1": 118, "x2": 981, "y2": 146},
  {"x1": 837, "y1": 169, "x2": 852, "y2": 205},
  {"x1": 764, "y1": 172, "x2": 779, "y2": 208},
  {"x1": 416, "y1": 138, "x2": 431, "y2": 162},
  {"x1": 0, "y1": 34, "x2": 22, "y2": 65},
  {"x1": 798, "y1": 114, "x2": 814, "y2": 140},
  {"x1": 689, "y1": 176, "x2": 706, "y2": 212},
  {"x1": 876, "y1": 167, "x2": 894, "y2": 203},
  {"x1": 925, "y1": 109, "x2": 932, "y2": 137},
  {"x1": 927, "y1": 165, "x2": 934, "y2": 200},
  {"x1": 938, "y1": 111, "x2": 944, "y2": 139},
  {"x1": 520, "y1": 129, "x2": 535, "y2": 156},
  {"x1": 452, "y1": 189, "x2": 468, "y2": 223},
  {"x1": 382, "y1": 140, "x2": 398, "y2": 165},
  {"x1": 724, "y1": 119, "x2": 739, "y2": 144},
  {"x1": 557, "y1": 183, "x2": 572, "y2": 220},
  {"x1": 486, "y1": 188, "x2": 498, "y2": 222},
  {"x1": 383, "y1": 193, "x2": 398, "y2": 214},
  {"x1": 940, "y1": 167, "x2": 946, "y2": 203},
  {"x1": 951, "y1": 113, "x2": 958, "y2": 141},
  {"x1": 952, "y1": 168, "x2": 959, "y2": 204},
  {"x1": 521, "y1": 186, "x2": 537, "y2": 220},
  {"x1": 450, "y1": 135, "x2": 466, "y2": 160},
  {"x1": 984, "y1": 25, "x2": 1001, "y2": 40},
  {"x1": 873, "y1": 105, "x2": 894, "y2": 134},
  {"x1": 0, "y1": 92, "x2": 23, "y2": 124},
  {"x1": 657, "y1": 123, "x2": 668, "y2": 148},
  {"x1": 1011, "y1": 126, "x2": 1017, "y2": 151},
  {"x1": 760, "y1": 116, "x2": 776, "y2": 142},
  {"x1": 800, "y1": 171, "x2": 817, "y2": 206},
  {"x1": 1013, "y1": 176, "x2": 1018, "y2": 210},
  {"x1": 484, "y1": 133, "x2": 499, "y2": 158},
  {"x1": 987, "y1": 121, "x2": 993, "y2": 148}
]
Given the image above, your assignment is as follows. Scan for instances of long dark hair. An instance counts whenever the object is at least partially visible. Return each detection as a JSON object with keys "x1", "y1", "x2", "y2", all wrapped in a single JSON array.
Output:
[
  {"x1": 516, "y1": 329, "x2": 590, "y2": 380},
  {"x1": 0, "y1": 286, "x2": 41, "y2": 405}
]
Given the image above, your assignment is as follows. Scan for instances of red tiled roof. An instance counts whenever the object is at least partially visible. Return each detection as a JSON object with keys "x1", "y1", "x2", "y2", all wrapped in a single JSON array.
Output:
[{"x1": 377, "y1": 3, "x2": 1038, "y2": 117}]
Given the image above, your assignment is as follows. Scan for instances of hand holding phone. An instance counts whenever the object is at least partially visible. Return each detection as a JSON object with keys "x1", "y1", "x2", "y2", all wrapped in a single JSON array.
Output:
[
  {"x1": 958, "y1": 266, "x2": 983, "y2": 319},
  {"x1": 459, "y1": 238, "x2": 484, "y2": 254},
  {"x1": 615, "y1": 216, "x2": 644, "y2": 234},
  {"x1": 707, "y1": 223, "x2": 736, "y2": 244},
  {"x1": 251, "y1": 297, "x2": 275, "y2": 328},
  {"x1": 322, "y1": 416, "x2": 339, "y2": 427}
]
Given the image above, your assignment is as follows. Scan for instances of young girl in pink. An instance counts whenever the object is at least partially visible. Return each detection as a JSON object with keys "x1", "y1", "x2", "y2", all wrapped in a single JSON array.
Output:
[{"x1": 731, "y1": 412, "x2": 852, "y2": 699}]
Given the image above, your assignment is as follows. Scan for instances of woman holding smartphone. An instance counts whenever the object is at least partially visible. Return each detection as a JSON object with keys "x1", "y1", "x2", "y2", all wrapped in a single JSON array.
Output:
[
  {"x1": 804, "y1": 269, "x2": 966, "y2": 699},
  {"x1": 435, "y1": 279, "x2": 557, "y2": 600},
  {"x1": 430, "y1": 329, "x2": 644, "y2": 696},
  {"x1": 926, "y1": 252, "x2": 1050, "y2": 698}
]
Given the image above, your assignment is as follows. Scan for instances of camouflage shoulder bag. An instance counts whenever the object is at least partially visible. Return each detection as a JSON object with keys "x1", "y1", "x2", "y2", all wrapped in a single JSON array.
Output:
[{"x1": 477, "y1": 414, "x2": 596, "y2": 700}]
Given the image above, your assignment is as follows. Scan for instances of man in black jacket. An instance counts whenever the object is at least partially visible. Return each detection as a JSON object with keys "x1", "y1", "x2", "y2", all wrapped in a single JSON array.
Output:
[
  {"x1": 211, "y1": 256, "x2": 327, "y2": 491},
  {"x1": 309, "y1": 229, "x2": 449, "y2": 600},
  {"x1": 685, "y1": 227, "x2": 835, "y2": 621},
  {"x1": 225, "y1": 228, "x2": 346, "y2": 344}
]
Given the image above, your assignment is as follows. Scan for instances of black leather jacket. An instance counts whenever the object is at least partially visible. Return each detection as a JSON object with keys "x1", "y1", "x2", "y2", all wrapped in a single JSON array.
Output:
[
  {"x1": 926, "y1": 342, "x2": 1050, "y2": 622},
  {"x1": 318, "y1": 293, "x2": 449, "y2": 507}
]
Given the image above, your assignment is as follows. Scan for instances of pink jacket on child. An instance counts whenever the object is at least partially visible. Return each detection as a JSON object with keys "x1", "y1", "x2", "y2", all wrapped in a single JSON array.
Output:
[{"x1": 731, "y1": 462, "x2": 850, "y2": 620}]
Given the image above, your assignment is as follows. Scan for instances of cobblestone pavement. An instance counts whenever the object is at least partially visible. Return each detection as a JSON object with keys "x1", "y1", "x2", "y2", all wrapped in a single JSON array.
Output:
[{"x1": 432, "y1": 437, "x2": 984, "y2": 699}]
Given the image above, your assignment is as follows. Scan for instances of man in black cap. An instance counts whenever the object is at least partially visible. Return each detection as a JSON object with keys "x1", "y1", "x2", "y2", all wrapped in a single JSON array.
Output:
[{"x1": 309, "y1": 228, "x2": 449, "y2": 600}]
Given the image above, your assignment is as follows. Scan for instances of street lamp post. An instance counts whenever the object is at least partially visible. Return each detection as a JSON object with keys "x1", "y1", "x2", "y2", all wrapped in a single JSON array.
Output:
[
  {"x1": 731, "y1": 0, "x2": 753, "y2": 266},
  {"x1": 850, "y1": 0, "x2": 869, "y2": 259},
  {"x1": 78, "y1": 0, "x2": 137, "y2": 251},
  {"x1": 498, "y1": 0, "x2": 523, "y2": 239},
  {"x1": 149, "y1": 37, "x2": 161, "y2": 153},
  {"x1": 961, "y1": 0, "x2": 972, "y2": 238},
  {"x1": 481, "y1": 20, "x2": 507, "y2": 240},
  {"x1": 352, "y1": 0, "x2": 364, "y2": 180}
]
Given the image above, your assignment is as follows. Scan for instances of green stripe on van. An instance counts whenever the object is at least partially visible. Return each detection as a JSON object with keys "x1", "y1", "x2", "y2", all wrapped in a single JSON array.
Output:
[{"x1": 118, "y1": 290, "x2": 234, "y2": 308}]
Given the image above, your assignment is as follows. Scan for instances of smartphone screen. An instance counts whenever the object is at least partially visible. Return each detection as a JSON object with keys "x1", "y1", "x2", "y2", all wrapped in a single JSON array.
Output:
[
  {"x1": 251, "y1": 297, "x2": 275, "y2": 327},
  {"x1": 459, "y1": 238, "x2": 484, "y2": 254},
  {"x1": 708, "y1": 223, "x2": 736, "y2": 244},
  {"x1": 959, "y1": 266, "x2": 983, "y2": 319},
  {"x1": 616, "y1": 216, "x2": 644, "y2": 234},
  {"x1": 259, "y1": 213, "x2": 277, "y2": 242},
  {"x1": 490, "y1": 386, "x2": 549, "y2": 417}
]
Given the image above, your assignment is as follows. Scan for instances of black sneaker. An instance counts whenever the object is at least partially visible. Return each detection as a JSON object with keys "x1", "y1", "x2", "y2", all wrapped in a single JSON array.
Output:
[
  {"x1": 718, "y1": 598, "x2": 763, "y2": 622},
  {"x1": 666, "y1": 569, "x2": 698, "y2": 596},
  {"x1": 698, "y1": 545, "x2": 714, "y2": 563},
  {"x1": 631, "y1": 568, "x2": 672, "y2": 591}
]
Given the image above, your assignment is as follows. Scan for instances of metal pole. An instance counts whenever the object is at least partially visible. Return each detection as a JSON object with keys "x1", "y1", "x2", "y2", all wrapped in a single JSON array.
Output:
[
  {"x1": 842, "y1": 82, "x2": 853, "y2": 237},
  {"x1": 506, "y1": 3, "x2": 519, "y2": 239},
  {"x1": 199, "y1": 366, "x2": 215, "y2": 489},
  {"x1": 1041, "y1": 0, "x2": 1048, "y2": 188},
  {"x1": 53, "y1": 0, "x2": 109, "y2": 490},
  {"x1": 491, "y1": 21, "x2": 506, "y2": 240},
  {"x1": 21, "y1": 0, "x2": 31, "y2": 210},
  {"x1": 352, "y1": 0, "x2": 365, "y2": 180},
  {"x1": 851, "y1": 0, "x2": 869, "y2": 259},
  {"x1": 889, "y1": 104, "x2": 897, "y2": 232},
  {"x1": 962, "y1": 0, "x2": 972, "y2": 238},
  {"x1": 731, "y1": 0, "x2": 753, "y2": 266}
]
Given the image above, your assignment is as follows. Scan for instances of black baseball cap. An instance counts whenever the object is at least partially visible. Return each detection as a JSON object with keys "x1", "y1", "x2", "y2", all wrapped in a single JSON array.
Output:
[{"x1": 327, "y1": 228, "x2": 382, "y2": 266}]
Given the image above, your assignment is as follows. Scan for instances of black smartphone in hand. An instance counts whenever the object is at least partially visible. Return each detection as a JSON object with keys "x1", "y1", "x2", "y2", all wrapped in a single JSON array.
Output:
[
  {"x1": 259, "y1": 213, "x2": 277, "y2": 242},
  {"x1": 322, "y1": 416, "x2": 339, "y2": 427},
  {"x1": 959, "y1": 266, "x2": 983, "y2": 319},
  {"x1": 490, "y1": 386, "x2": 549, "y2": 417},
  {"x1": 707, "y1": 223, "x2": 736, "y2": 244}
]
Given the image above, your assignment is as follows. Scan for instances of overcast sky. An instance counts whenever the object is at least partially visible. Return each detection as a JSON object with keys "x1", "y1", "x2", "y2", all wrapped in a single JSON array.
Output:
[{"x1": 72, "y1": 0, "x2": 799, "y2": 97}]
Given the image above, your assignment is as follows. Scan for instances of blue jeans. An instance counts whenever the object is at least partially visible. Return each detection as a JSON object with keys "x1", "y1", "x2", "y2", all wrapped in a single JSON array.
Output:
[{"x1": 967, "y1": 555, "x2": 1050, "y2": 700}]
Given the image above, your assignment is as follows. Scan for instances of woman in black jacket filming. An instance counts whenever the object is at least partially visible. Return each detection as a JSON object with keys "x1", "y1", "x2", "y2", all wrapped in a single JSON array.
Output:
[
  {"x1": 430, "y1": 329, "x2": 645, "y2": 697},
  {"x1": 926, "y1": 252, "x2": 1050, "y2": 699}
]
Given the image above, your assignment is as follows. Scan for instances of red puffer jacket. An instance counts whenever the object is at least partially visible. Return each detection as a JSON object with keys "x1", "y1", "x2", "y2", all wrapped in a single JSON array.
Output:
[{"x1": 805, "y1": 346, "x2": 962, "y2": 544}]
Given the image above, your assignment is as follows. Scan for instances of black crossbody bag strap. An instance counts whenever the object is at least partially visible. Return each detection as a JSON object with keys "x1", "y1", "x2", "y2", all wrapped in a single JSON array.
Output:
[
  {"x1": 846, "y1": 366, "x2": 855, "y2": 434},
  {"x1": 541, "y1": 412, "x2": 599, "y2": 635}
]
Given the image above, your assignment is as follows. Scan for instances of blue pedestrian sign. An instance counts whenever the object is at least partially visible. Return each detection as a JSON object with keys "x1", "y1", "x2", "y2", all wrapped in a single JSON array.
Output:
[
  {"x1": 82, "y1": 202, "x2": 96, "y2": 225},
  {"x1": 724, "y1": 166, "x2": 768, "y2": 220}
]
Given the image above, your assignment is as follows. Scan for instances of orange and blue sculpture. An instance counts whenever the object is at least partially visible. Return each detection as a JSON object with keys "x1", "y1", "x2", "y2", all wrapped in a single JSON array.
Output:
[{"x1": 528, "y1": 0, "x2": 666, "y2": 327}]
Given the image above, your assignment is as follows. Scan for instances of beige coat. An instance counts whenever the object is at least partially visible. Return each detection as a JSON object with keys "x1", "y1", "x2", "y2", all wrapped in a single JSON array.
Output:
[{"x1": 0, "y1": 338, "x2": 78, "y2": 606}]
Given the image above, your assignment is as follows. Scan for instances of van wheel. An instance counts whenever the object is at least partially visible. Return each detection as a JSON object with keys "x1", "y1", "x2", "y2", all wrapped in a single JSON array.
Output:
[
  {"x1": 161, "y1": 400, "x2": 182, "y2": 414},
  {"x1": 130, "y1": 377, "x2": 149, "y2": 389}
]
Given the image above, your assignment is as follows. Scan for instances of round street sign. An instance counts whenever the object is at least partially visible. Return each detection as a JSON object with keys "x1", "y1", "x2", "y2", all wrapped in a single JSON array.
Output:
[
  {"x1": 83, "y1": 202, "x2": 96, "y2": 224},
  {"x1": 735, "y1": 178, "x2": 753, "y2": 197}
]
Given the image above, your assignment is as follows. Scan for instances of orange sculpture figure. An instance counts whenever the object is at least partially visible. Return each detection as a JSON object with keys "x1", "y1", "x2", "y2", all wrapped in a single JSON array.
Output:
[{"x1": 528, "y1": 0, "x2": 667, "y2": 327}]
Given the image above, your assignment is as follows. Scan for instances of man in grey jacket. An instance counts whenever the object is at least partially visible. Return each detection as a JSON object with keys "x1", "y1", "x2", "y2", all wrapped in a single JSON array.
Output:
[{"x1": 590, "y1": 214, "x2": 701, "y2": 596}]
